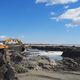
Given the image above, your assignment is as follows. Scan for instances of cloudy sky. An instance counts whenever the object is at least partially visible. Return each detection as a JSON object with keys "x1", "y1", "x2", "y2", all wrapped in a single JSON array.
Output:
[{"x1": 0, "y1": 0, "x2": 80, "y2": 44}]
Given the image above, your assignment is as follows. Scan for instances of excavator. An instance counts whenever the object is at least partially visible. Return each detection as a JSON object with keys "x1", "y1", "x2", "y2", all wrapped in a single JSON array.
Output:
[
  {"x1": 0, "y1": 42, "x2": 18, "y2": 80},
  {"x1": 4, "y1": 38, "x2": 22, "y2": 45},
  {"x1": 0, "y1": 43, "x2": 8, "y2": 49},
  {"x1": 0, "y1": 38, "x2": 24, "y2": 80},
  {"x1": 4, "y1": 38, "x2": 26, "y2": 52}
]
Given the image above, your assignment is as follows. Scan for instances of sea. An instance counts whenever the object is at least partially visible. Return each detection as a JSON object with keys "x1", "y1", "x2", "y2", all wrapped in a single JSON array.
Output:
[{"x1": 25, "y1": 48, "x2": 63, "y2": 61}]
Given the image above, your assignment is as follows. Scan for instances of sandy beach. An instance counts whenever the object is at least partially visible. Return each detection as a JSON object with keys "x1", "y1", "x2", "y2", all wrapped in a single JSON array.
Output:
[{"x1": 18, "y1": 70, "x2": 80, "y2": 80}]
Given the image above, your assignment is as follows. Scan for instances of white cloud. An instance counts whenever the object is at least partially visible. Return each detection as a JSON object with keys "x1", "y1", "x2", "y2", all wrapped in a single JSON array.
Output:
[
  {"x1": 57, "y1": 7, "x2": 80, "y2": 27},
  {"x1": 50, "y1": 12, "x2": 55, "y2": 15},
  {"x1": 72, "y1": 20, "x2": 80, "y2": 25},
  {"x1": 58, "y1": 7, "x2": 80, "y2": 20},
  {"x1": 0, "y1": 35, "x2": 8, "y2": 39},
  {"x1": 64, "y1": 5, "x2": 69, "y2": 9},
  {"x1": 65, "y1": 23, "x2": 78, "y2": 28},
  {"x1": 36, "y1": 0, "x2": 78, "y2": 5},
  {"x1": 36, "y1": 0, "x2": 47, "y2": 3},
  {"x1": 50, "y1": 17, "x2": 59, "y2": 22},
  {"x1": 36, "y1": 0, "x2": 79, "y2": 28}
]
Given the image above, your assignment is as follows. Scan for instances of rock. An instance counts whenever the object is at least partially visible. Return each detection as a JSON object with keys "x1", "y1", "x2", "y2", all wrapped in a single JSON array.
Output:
[
  {"x1": 14, "y1": 64, "x2": 28, "y2": 73},
  {"x1": 62, "y1": 49, "x2": 80, "y2": 58},
  {"x1": 10, "y1": 51, "x2": 23, "y2": 64},
  {"x1": 4, "y1": 63, "x2": 18, "y2": 80},
  {"x1": 56, "y1": 57, "x2": 80, "y2": 71},
  {"x1": 26, "y1": 61, "x2": 37, "y2": 69},
  {"x1": 0, "y1": 49, "x2": 18, "y2": 80},
  {"x1": 17, "y1": 54, "x2": 57, "y2": 71}
]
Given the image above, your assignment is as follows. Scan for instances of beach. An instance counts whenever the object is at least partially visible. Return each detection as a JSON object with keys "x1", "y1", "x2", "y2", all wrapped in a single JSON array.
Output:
[{"x1": 18, "y1": 70, "x2": 80, "y2": 80}]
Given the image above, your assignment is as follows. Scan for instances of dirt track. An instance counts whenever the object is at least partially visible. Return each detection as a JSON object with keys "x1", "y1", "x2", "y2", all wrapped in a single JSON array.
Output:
[{"x1": 18, "y1": 70, "x2": 80, "y2": 80}]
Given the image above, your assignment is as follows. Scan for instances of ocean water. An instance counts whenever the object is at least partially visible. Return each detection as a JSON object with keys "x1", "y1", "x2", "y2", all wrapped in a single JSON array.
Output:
[
  {"x1": 26, "y1": 48, "x2": 63, "y2": 61},
  {"x1": 39, "y1": 51, "x2": 63, "y2": 61}
]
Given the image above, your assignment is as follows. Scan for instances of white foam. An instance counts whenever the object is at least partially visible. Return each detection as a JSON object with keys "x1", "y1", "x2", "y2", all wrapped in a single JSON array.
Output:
[
  {"x1": 26, "y1": 48, "x2": 63, "y2": 61},
  {"x1": 39, "y1": 51, "x2": 63, "y2": 56},
  {"x1": 39, "y1": 51, "x2": 63, "y2": 61}
]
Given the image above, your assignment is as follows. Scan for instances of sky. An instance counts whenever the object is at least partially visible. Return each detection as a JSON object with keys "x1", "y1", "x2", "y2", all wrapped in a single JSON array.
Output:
[{"x1": 0, "y1": 0, "x2": 80, "y2": 44}]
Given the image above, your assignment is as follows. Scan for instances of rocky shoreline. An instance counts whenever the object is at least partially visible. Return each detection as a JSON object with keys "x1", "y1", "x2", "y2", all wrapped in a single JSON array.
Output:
[
  {"x1": 1, "y1": 45, "x2": 80, "y2": 80},
  {"x1": 9, "y1": 46, "x2": 80, "y2": 72}
]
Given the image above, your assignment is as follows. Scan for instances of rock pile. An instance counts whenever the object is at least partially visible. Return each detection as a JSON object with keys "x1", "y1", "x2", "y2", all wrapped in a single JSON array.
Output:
[
  {"x1": 9, "y1": 49, "x2": 80, "y2": 73},
  {"x1": 1, "y1": 45, "x2": 80, "y2": 80},
  {"x1": 0, "y1": 49, "x2": 17, "y2": 80},
  {"x1": 55, "y1": 57, "x2": 80, "y2": 71},
  {"x1": 11, "y1": 52, "x2": 56, "y2": 73}
]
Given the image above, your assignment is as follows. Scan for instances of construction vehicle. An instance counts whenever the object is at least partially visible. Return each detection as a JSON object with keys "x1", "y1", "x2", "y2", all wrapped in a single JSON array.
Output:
[
  {"x1": 0, "y1": 37, "x2": 27, "y2": 80},
  {"x1": 0, "y1": 43, "x2": 8, "y2": 49},
  {"x1": 4, "y1": 38, "x2": 22, "y2": 45}
]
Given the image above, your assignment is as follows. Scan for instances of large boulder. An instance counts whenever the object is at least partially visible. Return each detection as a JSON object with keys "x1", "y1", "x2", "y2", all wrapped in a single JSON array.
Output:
[{"x1": 56, "y1": 57, "x2": 80, "y2": 71}]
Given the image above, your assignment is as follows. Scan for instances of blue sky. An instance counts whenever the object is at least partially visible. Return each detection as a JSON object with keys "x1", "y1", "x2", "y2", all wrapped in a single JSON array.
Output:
[{"x1": 0, "y1": 0, "x2": 80, "y2": 44}]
